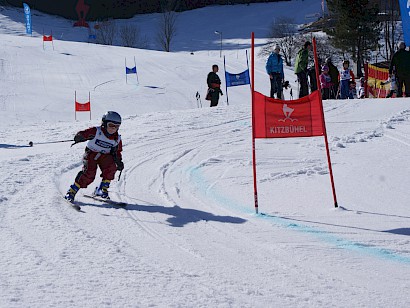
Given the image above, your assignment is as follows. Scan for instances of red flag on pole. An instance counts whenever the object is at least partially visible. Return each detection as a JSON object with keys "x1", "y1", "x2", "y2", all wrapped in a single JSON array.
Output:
[
  {"x1": 74, "y1": 91, "x2": 91, "y2": 120},
  {"x1": 43, "y1": 35, "x2": 53, "y2": 41},
  {"x1": 75, "y1": 101, "x2": 90, "y2": 112},
  {"x1": 250, "y1": 34, "x2": 338, "y2": 212},
  {"x1": 253, "y1": 90, "x2": 325, "y2": 138}
]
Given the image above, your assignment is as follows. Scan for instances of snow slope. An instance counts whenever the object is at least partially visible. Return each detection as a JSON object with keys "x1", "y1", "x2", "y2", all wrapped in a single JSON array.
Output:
[{"x1": 1, "y1": 1, "x2": 410, "y2": 307}]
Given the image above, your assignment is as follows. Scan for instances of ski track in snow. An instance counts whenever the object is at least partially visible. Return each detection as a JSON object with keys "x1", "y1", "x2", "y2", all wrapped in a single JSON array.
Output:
[{"x1": 2, "y1": 99, "x2": 410, "y2": 307}]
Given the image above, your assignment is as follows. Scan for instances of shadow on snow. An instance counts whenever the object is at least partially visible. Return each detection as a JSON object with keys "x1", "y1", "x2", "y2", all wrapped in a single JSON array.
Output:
[{"x1": 77, "y1": 200, "x2": 247, "y2": 227}]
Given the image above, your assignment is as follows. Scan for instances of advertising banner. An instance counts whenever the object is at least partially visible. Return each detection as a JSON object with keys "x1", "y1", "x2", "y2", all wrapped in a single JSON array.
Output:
[{"x1": 23, "y1": 3, "x2": 32, "y2": 35}]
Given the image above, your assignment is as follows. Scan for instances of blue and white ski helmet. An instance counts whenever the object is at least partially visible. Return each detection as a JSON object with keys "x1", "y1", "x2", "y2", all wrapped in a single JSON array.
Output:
[{"x1": 102, "y1": 111, "x2": 122, "y2": 127}]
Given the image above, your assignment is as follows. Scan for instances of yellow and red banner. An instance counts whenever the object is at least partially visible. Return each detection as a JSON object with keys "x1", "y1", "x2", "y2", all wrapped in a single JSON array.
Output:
[{"x1": 366, "y1": 63, "x2": 389, "y2": 98}]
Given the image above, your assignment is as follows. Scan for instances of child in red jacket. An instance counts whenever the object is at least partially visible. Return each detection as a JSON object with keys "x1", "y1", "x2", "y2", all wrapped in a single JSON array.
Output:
[{"x1": 65, "y1": 111, "x2": 124, "y2": 203}]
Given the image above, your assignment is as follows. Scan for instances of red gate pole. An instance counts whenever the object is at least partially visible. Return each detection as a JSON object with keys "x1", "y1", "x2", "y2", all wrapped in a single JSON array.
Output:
[
  {"x1": 251, "y1": 32, "x2": 259, "y2": 214},
  {"x1": 74, "y1": 91, "x2": 77, "y2": 121},
  {"x1": 313, "y1": 37, "x2": 338, "y2": 208},
  {"x1": 89, "y1": 92, "x2": 91, "y2": 120}
]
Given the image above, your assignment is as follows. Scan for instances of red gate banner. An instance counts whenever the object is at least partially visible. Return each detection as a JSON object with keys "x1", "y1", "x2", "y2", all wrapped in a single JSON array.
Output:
[
  {"x1": 75, "y1": 101, "x2": 90, "y2": 112},
  {"x1": 250, "y1": 34, "x2": 338, "y2": 212},
  {"x1": 43, "y1": 35, "x2": 53, "y2": 41},
  {"x1": 253, "y1": 90, "x2": 324, "y2": 138}
]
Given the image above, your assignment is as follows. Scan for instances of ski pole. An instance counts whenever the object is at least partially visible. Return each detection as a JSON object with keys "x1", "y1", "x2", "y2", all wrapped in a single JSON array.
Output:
[
  {"x1": 118, "y1": 170, "x2": 122, "y2": 181},
  {"x1": 29, "y1": 139, "x2": 73, "y2": 147}
]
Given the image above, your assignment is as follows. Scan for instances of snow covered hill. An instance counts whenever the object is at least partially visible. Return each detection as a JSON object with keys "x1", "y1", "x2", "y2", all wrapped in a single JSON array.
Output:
[{"x1": 1, "y1": 1, "x2": 410, "y2": 307}]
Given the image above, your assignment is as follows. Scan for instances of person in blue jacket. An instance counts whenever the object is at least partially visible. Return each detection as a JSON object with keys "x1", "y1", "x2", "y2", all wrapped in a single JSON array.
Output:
[{"x1": 266, "y1": 44, "x2": 284, "y2": 99}]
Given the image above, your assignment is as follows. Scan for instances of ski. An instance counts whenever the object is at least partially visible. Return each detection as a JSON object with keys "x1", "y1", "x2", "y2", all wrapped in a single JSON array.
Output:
[
  {"x1": 63, "y1": 197, "x2": 82, "y2": 211},
  {"x1": 83, "y1": 194, "x2": 127, "y2": 208}
]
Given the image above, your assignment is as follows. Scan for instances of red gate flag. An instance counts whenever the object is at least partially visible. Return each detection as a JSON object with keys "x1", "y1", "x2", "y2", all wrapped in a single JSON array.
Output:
[
  {"x1": 250, "y1": 33, "x2": 338, "y2": 213},
  {"x1": 43, "y1": 35, "x2": 53, "y2": 41},
  {"x1": 74, "y1": 91, "x2": 91, "y2": 120},
  {"x1": 253, "y1": 90, "x2": 325, "y2": 138},
  {"x1": 75, "y1": 101, "x2": 90, "y2": 112}
]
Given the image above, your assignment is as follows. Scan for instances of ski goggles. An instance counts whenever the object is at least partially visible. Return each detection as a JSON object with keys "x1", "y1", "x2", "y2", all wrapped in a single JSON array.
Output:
[{"x1": 107, "y1": 122, "x2": 121, "y2": 129}]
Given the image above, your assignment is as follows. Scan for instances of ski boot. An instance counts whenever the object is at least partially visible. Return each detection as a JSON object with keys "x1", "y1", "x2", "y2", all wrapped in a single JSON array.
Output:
[
  {"x1": 65, "y1": 182, "x2": 80, "y2": 203},
  {"x1": 94, "y1": 179, "x2": 111, "y2": 199}
]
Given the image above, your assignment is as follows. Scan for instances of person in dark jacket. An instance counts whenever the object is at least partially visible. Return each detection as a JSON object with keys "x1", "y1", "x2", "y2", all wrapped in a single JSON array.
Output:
[
  {"x1": 389, "y1": 41, "x2": 410, "y2": 97},
  {"x1": 207, "y1": 64, "x2": 223, "y2": 107},
  {"x1": 265, "y1": 44, "x2": 284, "y2": 99},
  {"x1": 325, "y1": 57, "x2": 339, "y2": 99},
  {"x1": 294, "y1": 41, "x2": 312, "y2": 98}
]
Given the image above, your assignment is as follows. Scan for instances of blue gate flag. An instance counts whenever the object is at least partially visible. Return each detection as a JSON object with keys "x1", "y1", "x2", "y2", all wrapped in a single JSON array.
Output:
[
  {"x1": 399, "y1": 0, "x2": 410, "y2": 46},
  {"x1": 23, "y1": 3, "x2": 32, "y2": 35},
  {"x1": 225, "y1": 69, "x2": 250, "y2": 87},
  {"x1": 126, "y1": 66, "x2": 137, "y2": 74}
]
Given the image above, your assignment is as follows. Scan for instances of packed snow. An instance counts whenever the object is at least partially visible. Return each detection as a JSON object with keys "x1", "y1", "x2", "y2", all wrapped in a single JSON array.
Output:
[{"x1": 1, "y1": 1, "x2": 410, "y2": 307}]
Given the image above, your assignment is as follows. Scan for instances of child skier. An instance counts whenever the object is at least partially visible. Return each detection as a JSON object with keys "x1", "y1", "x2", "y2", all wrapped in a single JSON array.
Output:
[
  {"x1": 338, "y1": 60, "x2": 355, "y2": 99},
  {"x1": 319, "y1": 65, "x2": 333, "y2": 100},
  {"x1": 64, "y1": 111, "x2": 124, "y2": 203},
  {"x1": 381, "y1": 73, "x2": 398, "y2": 98},
  {"x1": 349, "y1": 80, "x2": 357, "y2": 99},
  {"x1": 358, "y1": 77, "x2": 365, "y2": 99}
]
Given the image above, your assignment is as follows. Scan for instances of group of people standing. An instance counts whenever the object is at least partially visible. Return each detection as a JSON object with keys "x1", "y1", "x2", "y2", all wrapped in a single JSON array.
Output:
[
  {"x1": 206, "y1": 40, "x2": 410, "y2": 108},
  {"x1": 265, "y1": 40, "x2": 410, "y2": 101},
  {"x1": 266, "y1": 41, "x2": 358, "y2": 100}
]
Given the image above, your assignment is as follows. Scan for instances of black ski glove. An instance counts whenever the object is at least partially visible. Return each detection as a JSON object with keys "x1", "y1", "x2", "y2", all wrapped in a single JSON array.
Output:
[
  {"x1": 116, "y1": 160, "x2": 124, "y2": 171},
  {"x1": 74, "y1": 134, "x2": 86, "y2": 144}
]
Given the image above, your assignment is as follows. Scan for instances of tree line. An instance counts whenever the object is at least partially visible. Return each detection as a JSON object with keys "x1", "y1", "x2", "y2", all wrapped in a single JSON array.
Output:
[{"x1": 5, "y1": 0, "x2": 290, "y2": 20}]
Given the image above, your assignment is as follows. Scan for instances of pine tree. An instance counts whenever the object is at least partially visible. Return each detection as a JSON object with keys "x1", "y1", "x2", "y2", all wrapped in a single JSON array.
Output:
[{"x1": 326, "y1": 0, "x2": 382, "y2": 77}]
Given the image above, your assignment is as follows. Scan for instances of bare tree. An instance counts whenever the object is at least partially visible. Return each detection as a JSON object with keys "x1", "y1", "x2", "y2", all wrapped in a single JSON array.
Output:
[
  {"x1": 157, "y1": 10, "x2": 178, "y2": 52},
  {"x1": 96, "y1": 20, "x2": 116, "y2": 46},
  {"x1": 120, "y1": 24, "x2": 150, "y2": 49},
  {"x1": 314, "y1": 35, "x2": 340, "y2": 65},
  {"x1": 120, "y1": 24, "x2": 137, "y2": 48},
  {"x1": 259, "y1": 17, "x2": 297, "y2": 66},
  {"x1": 379, "y1": 0, "x2": 402, "y2": 61}
]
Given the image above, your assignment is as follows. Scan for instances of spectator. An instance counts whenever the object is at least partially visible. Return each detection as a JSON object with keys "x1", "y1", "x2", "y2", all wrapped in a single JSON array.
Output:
[
  {"x1": 358, "y1": 77, "x2": 366, "y2": 99},
  {"x1": 389, "y1": 41, "x2": 410, "y2": 97},
  {"x1": 265, "y1": 44, "x2": 284, "y2": 99},
  {"x1": 339, "y1": 60, "x2": 355, "y2": 99},
  {"x1": 381, "y1": 73, "x2": 398, "y2": 98},
  {"x1": 319, "y1": 65, "x2": 333, "y2": 100},
  {"x1": 349, "y1": 80, "x2": 357, "y2": 99},
  {"x1": 206, "y1": 64, "x2": 223, "y2": 107},
  {"x1": 325, "y1": 57, "x2": 339, "y2": 98},
  {"x1": 294, "y1": 41, "x2": 312, "y2": 98}
]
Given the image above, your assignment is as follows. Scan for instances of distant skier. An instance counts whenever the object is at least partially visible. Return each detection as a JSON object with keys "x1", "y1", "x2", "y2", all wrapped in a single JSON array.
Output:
[
  {"x1": 64, "y1": 111, "x2": 124, "y2": 203},
  {"x1": 206, "y1": 64, "x2": 223, "y2": 107}
]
